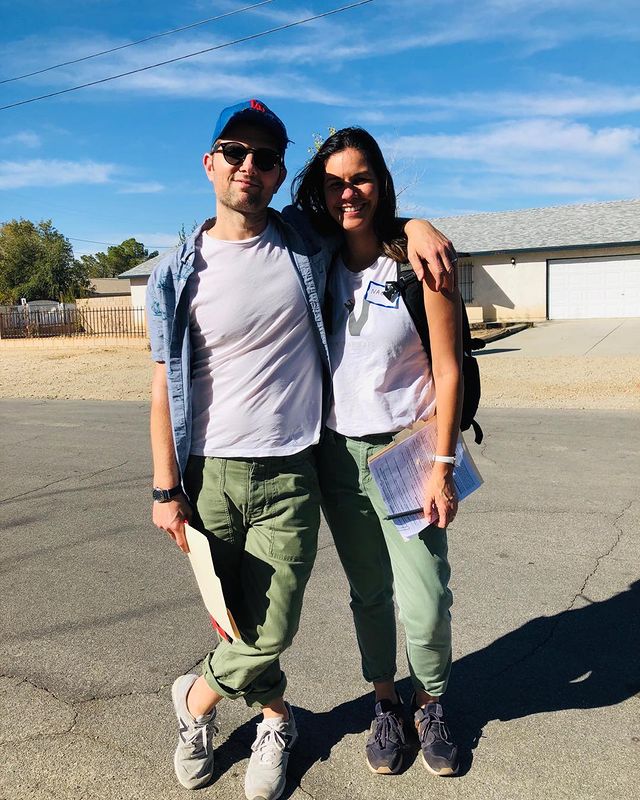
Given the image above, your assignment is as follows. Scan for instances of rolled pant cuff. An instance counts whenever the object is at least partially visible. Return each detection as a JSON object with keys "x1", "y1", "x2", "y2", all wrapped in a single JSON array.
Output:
[
  {"x1": 365, "y1": 671, "x2": 397, "y2": 684},
  {"x1": 410, "y1": 678, "x2": 449, "y2": 697},
  {"x1": 203, "y1": 669, "x2": 288, "y2": 711}
]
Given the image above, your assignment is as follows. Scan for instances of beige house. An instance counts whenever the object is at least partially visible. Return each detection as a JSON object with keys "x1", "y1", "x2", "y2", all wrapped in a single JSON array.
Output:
[
  {"x1": 76, "y1": 277, "x2": 132, "y2": 311},
  {"x1": 119, "y1": 252, "x2": 168, "y2": 311},
  {"x1": 119, "y1": 199, "x2": 640, "y2": 323},
  {"x1": 433, "y1": 198, "x2": 640, "y2": 322}
]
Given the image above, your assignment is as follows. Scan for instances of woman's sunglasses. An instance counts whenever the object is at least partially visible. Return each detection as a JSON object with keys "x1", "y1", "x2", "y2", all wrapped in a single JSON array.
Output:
[{"x1": 213, "y1": 142, "x2": 282, "y2": 172}]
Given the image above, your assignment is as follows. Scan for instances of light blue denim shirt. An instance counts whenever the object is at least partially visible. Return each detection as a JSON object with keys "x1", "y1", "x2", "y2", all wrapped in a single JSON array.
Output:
[{"x1": 146, "y1": 205, "x2": 336, "y2": 479}]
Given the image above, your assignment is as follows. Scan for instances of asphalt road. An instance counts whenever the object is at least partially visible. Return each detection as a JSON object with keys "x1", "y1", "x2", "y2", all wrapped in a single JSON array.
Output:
[{"x1": 1, "y1": 400, "x2": 639, "y2": 800}]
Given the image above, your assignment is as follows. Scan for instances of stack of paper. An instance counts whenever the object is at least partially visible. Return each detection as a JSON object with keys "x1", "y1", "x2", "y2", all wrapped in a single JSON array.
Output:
[{"x1": 368, "y1": 417, "x2": 483, "y2": 540}]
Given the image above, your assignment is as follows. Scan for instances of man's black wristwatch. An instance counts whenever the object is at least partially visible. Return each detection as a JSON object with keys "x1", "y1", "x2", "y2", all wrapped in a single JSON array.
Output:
[{"x1": 152, "y1": 484, "x2": 183, "y2": 503}]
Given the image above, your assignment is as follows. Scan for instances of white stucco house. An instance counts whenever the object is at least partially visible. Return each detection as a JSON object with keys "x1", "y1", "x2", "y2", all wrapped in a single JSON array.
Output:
[
  {"x1": 119, "y1": 198, "x2": 640, "y2": 323},
  {"x1": 118, "y1": 251, "x2": 170, "y2": 311},
  {"x1": 434, "y1": 198, "x2": 639, "y2": 322}
]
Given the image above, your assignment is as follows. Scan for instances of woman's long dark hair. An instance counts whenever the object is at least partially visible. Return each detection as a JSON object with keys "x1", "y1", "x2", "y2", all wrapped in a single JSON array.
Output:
[{"x1": 292, "y1": 127, "x2": 407, "y2": 262}]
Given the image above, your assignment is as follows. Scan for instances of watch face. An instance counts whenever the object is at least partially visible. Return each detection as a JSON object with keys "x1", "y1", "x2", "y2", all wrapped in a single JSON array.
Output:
[{"x1": 153, "y1": 486, "x2": 180, "y2": 502}]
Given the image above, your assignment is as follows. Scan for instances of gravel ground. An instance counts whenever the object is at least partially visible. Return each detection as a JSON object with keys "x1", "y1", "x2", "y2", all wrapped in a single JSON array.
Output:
[{"x1": 0, "y1": 338, "x2": 638, "y2": 409}]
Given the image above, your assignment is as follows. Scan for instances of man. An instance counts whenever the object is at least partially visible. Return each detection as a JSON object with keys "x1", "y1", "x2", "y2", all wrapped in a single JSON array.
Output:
[{"x1": 147, "y1": 98, "x2": 456, "y2": 800}]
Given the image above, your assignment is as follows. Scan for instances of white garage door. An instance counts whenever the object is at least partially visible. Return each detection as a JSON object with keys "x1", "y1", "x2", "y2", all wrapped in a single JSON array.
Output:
[{"x1": 548, "y1": 254, "x2": 640, "y2": 319}]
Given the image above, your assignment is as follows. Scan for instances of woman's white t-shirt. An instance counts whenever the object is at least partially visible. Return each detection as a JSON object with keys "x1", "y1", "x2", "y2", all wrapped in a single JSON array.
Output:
[{"x1": 326, "y1": 254, "x2": 435, "y2": 436}]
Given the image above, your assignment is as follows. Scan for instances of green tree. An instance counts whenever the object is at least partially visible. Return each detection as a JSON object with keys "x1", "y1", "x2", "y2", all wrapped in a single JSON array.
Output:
[
  {"x1": 177, "y1": 221, "x2": 199, "y2": 245},
  {"x1": 77, "y1": 238, "x2": 159, "y2": 279},
  {"x1": 0, "y1": 219, "x2": 89, "y2": 303},
  {"x1": 308, "y1": 127, "x2": 337, "y2": 155}
]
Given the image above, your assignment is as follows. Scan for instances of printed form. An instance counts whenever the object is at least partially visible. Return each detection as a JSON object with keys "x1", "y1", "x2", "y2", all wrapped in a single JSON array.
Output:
[{"x1": 368, "y1": 417, "x2": 483, "y2": 540}]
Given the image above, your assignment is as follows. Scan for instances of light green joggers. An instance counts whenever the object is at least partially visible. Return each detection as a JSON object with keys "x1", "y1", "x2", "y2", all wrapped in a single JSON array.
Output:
[{"x1": 317, "y1": 428, "x2": 453, "y2": 697}]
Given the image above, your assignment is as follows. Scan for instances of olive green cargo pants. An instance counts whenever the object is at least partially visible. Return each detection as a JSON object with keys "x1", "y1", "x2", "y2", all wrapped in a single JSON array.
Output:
[{"x1": 184, "y1": 448, "x2": 320, "y2": 709}]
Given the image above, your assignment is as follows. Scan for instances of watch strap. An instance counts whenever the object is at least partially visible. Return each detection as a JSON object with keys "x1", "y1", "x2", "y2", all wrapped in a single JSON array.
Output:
[
  {"x1": 152, "y1": 484, "x2": 183, "y2": 502},
  {"x1": 433, "y1": 455, "x2": 456, "y2": 465}
]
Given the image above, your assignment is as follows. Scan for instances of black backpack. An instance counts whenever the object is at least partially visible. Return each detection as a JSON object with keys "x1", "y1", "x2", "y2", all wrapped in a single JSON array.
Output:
[{"x1": 385, "y1": 262, "x2": 485, "y2": 444}]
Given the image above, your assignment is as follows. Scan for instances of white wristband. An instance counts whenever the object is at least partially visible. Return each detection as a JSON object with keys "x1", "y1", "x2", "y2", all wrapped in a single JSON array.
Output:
[{"x1": 433, "y1": 455, "x2": 456, "y2": 465}]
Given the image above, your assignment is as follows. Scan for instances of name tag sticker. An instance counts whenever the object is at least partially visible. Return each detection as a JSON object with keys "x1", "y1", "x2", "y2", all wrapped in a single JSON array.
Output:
[{"x1": 364, "y1": 281, "x2": 399, "y2": 309}]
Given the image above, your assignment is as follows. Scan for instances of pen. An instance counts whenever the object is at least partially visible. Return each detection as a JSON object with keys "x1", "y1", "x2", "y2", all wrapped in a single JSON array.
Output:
[{"x1": 385, "y1": 507, "x2": 424, "y2": 521}]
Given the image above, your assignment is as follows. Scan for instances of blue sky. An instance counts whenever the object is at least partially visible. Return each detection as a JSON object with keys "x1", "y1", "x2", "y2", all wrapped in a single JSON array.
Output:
[{"x1": 1, "y1": 0, "x2": 639, "y2": 256}]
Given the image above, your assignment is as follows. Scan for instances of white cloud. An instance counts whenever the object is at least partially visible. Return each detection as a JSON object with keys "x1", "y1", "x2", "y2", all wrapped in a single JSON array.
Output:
[
  {"x1": 3, "y1": 0, "x2": 639, "y2": 104},
  {"x1": 103, "y1": 65, "x2": 349, "y2": 106},
  {"x1": 117, "y1": 182, "x2": 165, "y2": 194},
  {"x1": 366, "y1": 81, "x2": 640, "y2": 123},
  {"x1": 0, "y1": 131, "x2": 42, "y2": 148},
  {"x1": 0, "y1": 159, "x2": 117, "y2": 189},
  {"x1": 0, "y1": 159, "x2": 166, "y2": 194},
  {"x1": 386, "y1": 119, "x2": 640, "y2": 161},
  {"x1": 384, "y1": 116, "x2": 640, "y2": 211},
  {"x1": 0, "y1": 28, "x2": 352, "y2": 106},
  {"x1": 370, "y1": 0, "x2": 640, "y2": 57},
  {"x1": 418, "y1": 169, "x2": 640, "y2": 206}
]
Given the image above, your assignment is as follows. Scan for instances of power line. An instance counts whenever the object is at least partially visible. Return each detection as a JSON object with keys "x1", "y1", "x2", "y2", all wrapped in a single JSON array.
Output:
[
  {"x1": 5, "y1": 190, "x2": 172, "y2": 228},
  {"x1": 0, "y1": 1, "x2": 374, "y2": 111},
  {"x1": 0, "y1": 1, "x2": 275, "y2": 85},
  {"x1": 68, "y1": 237, "x2": 175, "y2": 249}
]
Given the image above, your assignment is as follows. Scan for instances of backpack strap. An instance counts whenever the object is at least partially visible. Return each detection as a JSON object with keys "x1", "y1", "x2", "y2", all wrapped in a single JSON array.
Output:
[
  {"x1": 393, "y1": 262, "x2": 485, "y2": 355},
  {"x1": 390, "y1": 262, "x2": 484, "y2": 444},
  {"x1": 393, "y1": 262, "x2": 432, "y2": 358}
]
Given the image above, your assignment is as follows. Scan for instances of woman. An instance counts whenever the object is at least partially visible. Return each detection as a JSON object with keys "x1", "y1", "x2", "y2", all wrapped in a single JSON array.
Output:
[{"x1": 293, "y1": 128, "x2": 462, "y2": 777}]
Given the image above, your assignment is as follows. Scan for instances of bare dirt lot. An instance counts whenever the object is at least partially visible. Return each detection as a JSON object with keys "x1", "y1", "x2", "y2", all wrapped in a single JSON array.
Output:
[{"x1": 0, "y1": 336, "x2": 638, "y2": 409}]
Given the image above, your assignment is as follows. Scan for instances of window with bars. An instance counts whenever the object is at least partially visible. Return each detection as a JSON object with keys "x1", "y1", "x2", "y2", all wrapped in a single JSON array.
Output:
[{"x1": 457, "y1": 260, "x2": 473, "y2": 303}]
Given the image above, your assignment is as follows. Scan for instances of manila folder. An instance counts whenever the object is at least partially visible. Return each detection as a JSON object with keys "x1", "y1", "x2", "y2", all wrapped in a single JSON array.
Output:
[{"x1": 184, "y1": 522, "x2": 241, "y2": 642}]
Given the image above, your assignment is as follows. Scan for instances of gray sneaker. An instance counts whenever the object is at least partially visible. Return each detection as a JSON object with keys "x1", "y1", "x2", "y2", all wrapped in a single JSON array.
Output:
[
  {"x1": 244, "y1": 704, "x2": 298, "y2": 800},
  {"x1": 171, "y1": 673, "x2": 219, "y2": 789}
]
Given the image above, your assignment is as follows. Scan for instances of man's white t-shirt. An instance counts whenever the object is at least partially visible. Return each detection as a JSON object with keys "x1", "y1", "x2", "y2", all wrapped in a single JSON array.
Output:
[
  {"x1": 326, "y1": 255, "x2": 435, "y2": 436},
  {"x1": 188, "y1": 221, "x2": 322, "y2": 457}
]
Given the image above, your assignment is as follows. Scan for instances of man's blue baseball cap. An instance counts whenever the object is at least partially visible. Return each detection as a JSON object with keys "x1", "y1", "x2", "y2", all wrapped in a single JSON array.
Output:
[{"x1": 210, "y1": 99, "x2": 291, "y2": 154}]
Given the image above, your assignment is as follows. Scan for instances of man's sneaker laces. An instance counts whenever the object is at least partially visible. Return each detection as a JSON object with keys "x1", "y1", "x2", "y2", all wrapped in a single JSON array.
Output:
[
  {"x1": 251, "y1": 724, "x2": 293, "y2": 765},
  {"x1": 244, "y1": 706, "x2": 297, "y2": 800}
]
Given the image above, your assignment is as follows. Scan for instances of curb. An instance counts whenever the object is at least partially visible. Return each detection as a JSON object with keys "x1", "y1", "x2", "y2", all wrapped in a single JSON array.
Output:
[{"x1": 478, "y1": 323, "x2": 531, "y2": 345}]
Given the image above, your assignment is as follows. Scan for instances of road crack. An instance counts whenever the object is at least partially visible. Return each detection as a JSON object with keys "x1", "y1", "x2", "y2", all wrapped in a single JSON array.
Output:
[
  {"x1": 490, "y1": 499, "x2": 634, "y2": 679},
  {"x1": 0, "y1": 460, "x2": 128, "y2": 504},
  {"x1": 296, "y1": 784, "x2": 316, "y2": 800},
  {"x1": 0, "y1": 473, "x2": 80, "y2": 504},
  {"x1": 0, "y1": 675, "x2": 78, "y2": 744},
  {"x1": 479, "y1": 441, "x2": 496, "y2": 464},
  {"x1": 572, "y1": 499, "x2": 633, "y2": 602}
]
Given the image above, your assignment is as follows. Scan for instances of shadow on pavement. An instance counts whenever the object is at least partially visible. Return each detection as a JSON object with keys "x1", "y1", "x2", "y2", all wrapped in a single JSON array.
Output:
[
  {"x1": 446, "y1": 579, "x2": 640, "y2": 773},
  {"x1": 210, "y1": 690, "x2": 424, "y2": 795},
  {"x1": 217, "y1": 580, "x2": 639, "y2": 791},
  {"x1": 202, "y1": 581, "x2": 640, "y2": 790}
]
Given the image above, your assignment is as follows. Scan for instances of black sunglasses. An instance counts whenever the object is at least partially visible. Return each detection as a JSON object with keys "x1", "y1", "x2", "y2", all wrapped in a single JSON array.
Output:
[{"x1": 213, "y1": 142, "x2": 282, "y2": 172}]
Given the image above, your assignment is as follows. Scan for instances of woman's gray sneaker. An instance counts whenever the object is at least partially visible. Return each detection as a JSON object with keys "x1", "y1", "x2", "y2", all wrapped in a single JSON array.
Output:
[
  {"x1": 171, "y1": 673, "x2": 219, "y2": 789},
  {"x1": 413, "y1": 701, "x2": 459, "y2": 776},
  {"x1": 244, "y1": 704, "x2": 298, "y2": 800},
  {"x1": 365, "y1": 698, "x2": 406, "y2": 774}
]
